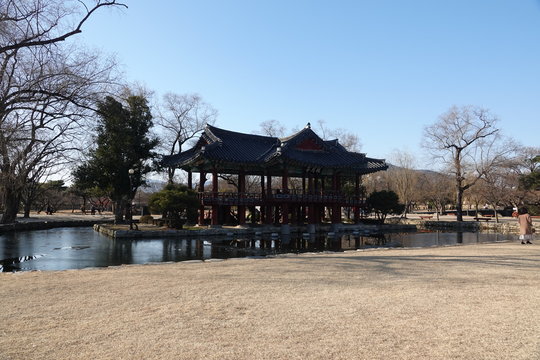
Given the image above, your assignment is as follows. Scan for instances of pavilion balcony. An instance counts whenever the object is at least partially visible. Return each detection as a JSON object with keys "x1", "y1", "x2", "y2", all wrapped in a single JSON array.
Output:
[{"x1": 198, "y1": 190, "x2": 365, "y2": 207}]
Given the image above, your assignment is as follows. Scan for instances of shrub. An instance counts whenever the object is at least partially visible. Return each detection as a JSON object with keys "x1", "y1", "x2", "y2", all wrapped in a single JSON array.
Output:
[
  {"x1": 148, "y1": 184, "x2": 199, "y2": 228},
  {"x1": 366, "y1": 190, "x2": 405, "y2": 222},
  {"x1": 139, "y1": 215, "x2": 154, "y2": 224}
]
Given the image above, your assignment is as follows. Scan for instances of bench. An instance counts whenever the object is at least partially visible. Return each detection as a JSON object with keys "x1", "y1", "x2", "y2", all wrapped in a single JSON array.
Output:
[
  {"x1": 475, "y1": 217, "x2": 492, "y2": 222},
  {"x1": 419, "y1": 215, "x2": 433, "y2": 220}
]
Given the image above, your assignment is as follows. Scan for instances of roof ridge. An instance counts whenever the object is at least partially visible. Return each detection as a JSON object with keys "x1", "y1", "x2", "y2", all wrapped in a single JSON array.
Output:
[{"x1": 207, "y1": 124, "x2": 277, "y2": 142}]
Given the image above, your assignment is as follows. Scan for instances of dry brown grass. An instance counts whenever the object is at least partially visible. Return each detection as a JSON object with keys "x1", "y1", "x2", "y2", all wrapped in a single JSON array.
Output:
[{"x1": 2, "y1": 242, "x2": 540, "y2": 360}]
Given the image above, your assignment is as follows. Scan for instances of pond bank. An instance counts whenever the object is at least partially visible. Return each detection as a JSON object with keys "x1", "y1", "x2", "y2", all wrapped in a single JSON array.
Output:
[
  {"x1": 93, "y1": 222, "x2": 417, "y2": 239},
  {"x1": 95, "y1": 216, "x2": 523, "y2": 239},
  {"x1": 394, "y1": 217, "x2": 520, "y2": 234},
  {"x1": 1, "y1": 212, "x2": 523, "y2": 237},
  {"x1": 0, "y1": 219, "x2": 114, "y2": 233}
]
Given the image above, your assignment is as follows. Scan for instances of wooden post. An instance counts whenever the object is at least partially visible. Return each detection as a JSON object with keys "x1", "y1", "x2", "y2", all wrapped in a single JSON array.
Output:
[
  {"x1": 266, "y1": 174, "x2": 273, "y2": 224},
  {"x1": 308, "y1": 175, "x2": 316, "y2": 224},
  {"x1": 354, "y1": 174, "x2": 361, "y2": 223},
  {"x1": 198, "y1": 171, "x2": 206, "y2": 226},
  {"x1": 238, "y1": 169, "x2": 246, "y2": 225},
  {"x1": 211, "y1": 168, "x2": 219, "y2": 226},
  {"x1": 301, "y1": 170, "x2": 306, "y2": 224},
  {"x1": 281, "y1": 167, "x2": 289, "y2": 225},
  {"x1": 260, "y1": 175, "x2": 265, "y2": 224},
  {"x1": 333, "y1": 173, "x2": 341, "y2": 224}
]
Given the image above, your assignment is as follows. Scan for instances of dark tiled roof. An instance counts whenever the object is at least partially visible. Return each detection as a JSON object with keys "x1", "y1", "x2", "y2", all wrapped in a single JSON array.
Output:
[
  {"x1": 162, "y1": 124, "x2": 387, "y2": 175},
  {"x1": 202, "y1": 126, "x2": 279, "y2": 163}
]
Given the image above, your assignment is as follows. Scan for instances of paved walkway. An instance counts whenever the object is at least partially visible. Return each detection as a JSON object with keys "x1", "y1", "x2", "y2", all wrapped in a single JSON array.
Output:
[{"x1": 12, "y1": 211, "x2": 114, "y2": 223}]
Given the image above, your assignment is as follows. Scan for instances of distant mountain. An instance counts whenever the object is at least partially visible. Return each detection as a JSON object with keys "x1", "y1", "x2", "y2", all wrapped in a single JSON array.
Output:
[{"x1": 386, "y1": 163, "x2": 444, "y2": 177}]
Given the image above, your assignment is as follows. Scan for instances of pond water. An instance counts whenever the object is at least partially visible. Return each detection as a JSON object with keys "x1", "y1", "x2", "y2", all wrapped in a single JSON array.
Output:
[{"x1": 0, "y1": 227, "x2": 517, "y2": 272}]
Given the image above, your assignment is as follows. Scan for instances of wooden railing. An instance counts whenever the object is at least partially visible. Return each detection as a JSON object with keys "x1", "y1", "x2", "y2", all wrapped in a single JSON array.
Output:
[{"x1": 199, "y1": 191, "x2": 365, "y2": 206}]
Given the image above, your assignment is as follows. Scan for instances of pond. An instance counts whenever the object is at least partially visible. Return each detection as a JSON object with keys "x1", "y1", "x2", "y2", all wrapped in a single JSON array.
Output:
[{"x1": 0, "y1": 227, "x2": 516, "y2": 272}]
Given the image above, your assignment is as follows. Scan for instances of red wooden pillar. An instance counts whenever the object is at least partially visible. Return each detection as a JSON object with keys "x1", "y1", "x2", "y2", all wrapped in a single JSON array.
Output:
[
  {"x1": 301, "y1": 171, "x2": 306, "y2": 224},
  {"x1": 211, "y1": 168, "x2": 219, "y2": 226},
  {"x1": 354, "y1": 174, "x2": 361, "y2": 223},
  {"x1": 318, "y1": 175, "x2": 324, "y2": 223},
  {"x1": 198, "y1": 171, "x2": 206, "y2": 226},
  {"x1": 308, "y1": 175, "x2": 316, "y2": 224},
  {"x1": 330, "y1": 173, "x2": 337, "y2": 223},
  {"x1": 281, "y1": 168, "x2": 289, "y2": 225},
  {"x1": 314, "y1": 174, "x2": 320, "y2": 222},
  {"x1": 238, "y1": 169, "x2": 246, "y2": 225},
  {"x1": 332, "y1": 173, "x2": 341, "y2": 224},
  {"x1": 260, "y1": 175, "x2": 266, "y2": 224},
  {"x1": 266, "y1": 174, "x2": 273, "y2": 224}
]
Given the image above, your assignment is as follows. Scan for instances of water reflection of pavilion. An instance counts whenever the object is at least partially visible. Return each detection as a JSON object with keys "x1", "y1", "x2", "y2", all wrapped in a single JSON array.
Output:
[{"x1": 163, "y1": 124, "x2": 387, "y2": 228}]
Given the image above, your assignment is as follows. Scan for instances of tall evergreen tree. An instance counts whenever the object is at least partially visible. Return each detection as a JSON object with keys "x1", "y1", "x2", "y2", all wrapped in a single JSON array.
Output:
[{"x1": 73, "y1": 96, "x2": 158, "y2": 222}]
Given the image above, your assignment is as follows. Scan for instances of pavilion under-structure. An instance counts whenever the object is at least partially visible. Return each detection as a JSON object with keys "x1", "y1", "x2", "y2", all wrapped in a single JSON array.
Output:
[{"x1": 162, "y1": 123, "x2": 388, "y2": 231}]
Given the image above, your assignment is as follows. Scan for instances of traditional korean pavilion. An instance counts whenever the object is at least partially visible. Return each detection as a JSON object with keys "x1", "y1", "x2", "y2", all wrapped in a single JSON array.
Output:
[{"x1": 162, "y1": 123, "x2": 388, "y2": 228}]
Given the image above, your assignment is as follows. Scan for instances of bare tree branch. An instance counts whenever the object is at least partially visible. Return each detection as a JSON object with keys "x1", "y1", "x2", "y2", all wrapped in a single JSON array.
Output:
[{"x1": 0, "y1": 0, "x2": 127, "y2": 54}]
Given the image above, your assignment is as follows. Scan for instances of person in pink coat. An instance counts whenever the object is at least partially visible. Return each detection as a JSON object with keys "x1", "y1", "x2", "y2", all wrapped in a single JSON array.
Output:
[{"x1": 517, "y1": 207, "x2": 534, "y2": 244}]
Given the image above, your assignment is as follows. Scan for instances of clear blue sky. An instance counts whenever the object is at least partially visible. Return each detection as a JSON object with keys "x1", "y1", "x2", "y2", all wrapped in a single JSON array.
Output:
[{"x1": 80, "y1": 1, "x2": 540, "y2": 167}]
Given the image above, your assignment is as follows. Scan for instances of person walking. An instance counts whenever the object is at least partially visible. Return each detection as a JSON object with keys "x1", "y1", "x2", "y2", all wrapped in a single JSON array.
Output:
[{"x1": 517, "y1": 207, "x2": 534, "y2": 244}]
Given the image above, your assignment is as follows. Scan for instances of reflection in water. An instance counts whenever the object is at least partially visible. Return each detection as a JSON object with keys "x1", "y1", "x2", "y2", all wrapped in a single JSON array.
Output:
[
  {"x1": 0, "y1": 254, "x2": 44, "y2": 272},
  {"x1": 0, "y1": 228, "x2": 516, "y2": 272}
]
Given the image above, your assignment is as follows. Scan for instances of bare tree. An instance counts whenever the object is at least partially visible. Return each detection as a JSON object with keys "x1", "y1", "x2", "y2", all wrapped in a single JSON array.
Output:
[
  {"x1": 157, "y1": 93, "x2": 218, "y2": 183},
  {"x1": 315, "y1": 120, "x2": 361, "y2": 152},
  {"x1": 417, "y1": 172, "x2": 453, "y2": 220},
  {"x1": 20, "y1": 157, "x2": 61, "y2": 218},
  {"x1": 386, "y1": 150, "x2": 418, "y2": 217},
  {"x1": 422, "y1": 105, "x2": 517, "y2": 221},
  {"x1": 0, "y1": 0, "x2": 125, "y2": 223},
  {"x1": 513, "y1": 148, "x2": 540, "y2": 206},
  {"x1": 478, "y1": 168, "x2": 516, "y2": 222},
  {"x1": 514, "y1": 146, "x2": 540, "y2": 174},
  {"x1": 256, "y1": 119, "x2": 287, "y2": 137}
]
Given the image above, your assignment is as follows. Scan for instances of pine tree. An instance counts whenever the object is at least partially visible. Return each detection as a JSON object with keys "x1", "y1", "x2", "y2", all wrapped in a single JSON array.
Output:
[{"x1": 73, "y1": 96, "x2": 158, "y2": 222}]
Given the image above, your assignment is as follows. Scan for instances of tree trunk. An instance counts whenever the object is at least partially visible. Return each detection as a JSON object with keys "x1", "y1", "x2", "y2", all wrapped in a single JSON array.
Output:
[
  {"x1": 125, "y1": 201, "x2": 132, "y2": 221},
  {"x1": 456, "y1": 187, "x2": 464, "y2": 222},
  {"x1": 492, "y1": 204, "x2": 499, "y2": 223},
  {"x1": 1, "y1": 187, "x2": 21, "y2": 224},
  {"x1": 114, "y1": 199, "x2": 124, "y2": 223},
  {"x1": 23, "y1": 200, "x2": 31, "y2": 218}
]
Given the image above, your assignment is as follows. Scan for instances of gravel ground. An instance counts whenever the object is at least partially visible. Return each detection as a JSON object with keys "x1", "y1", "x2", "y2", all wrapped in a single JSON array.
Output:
[{"x1": 1, "y1": 241, "x2": 539, "y2": 360}]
